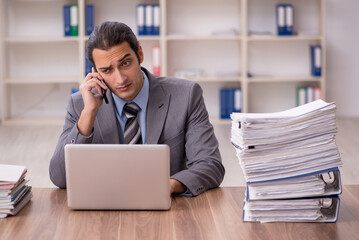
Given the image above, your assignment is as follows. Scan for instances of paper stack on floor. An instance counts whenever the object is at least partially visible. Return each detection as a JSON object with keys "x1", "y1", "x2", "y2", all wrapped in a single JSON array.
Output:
[
  {"x1": 0, "y1": 164, "x2": 32, "y2": 218},
  {"x1": 231, "y1": 100, "x2": 342, "y2": 223}
]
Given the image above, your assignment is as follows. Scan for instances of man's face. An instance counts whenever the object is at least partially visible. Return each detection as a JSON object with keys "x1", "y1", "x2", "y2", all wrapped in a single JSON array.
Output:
[{"x1": 93, "y1": 42, "x2": 144, "y2": 102}]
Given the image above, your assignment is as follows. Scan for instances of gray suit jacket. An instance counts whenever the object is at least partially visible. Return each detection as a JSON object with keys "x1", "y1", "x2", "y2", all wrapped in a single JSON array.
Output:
[{"x1": 49, "y1": 68, "x2": 225, "y2": 196}]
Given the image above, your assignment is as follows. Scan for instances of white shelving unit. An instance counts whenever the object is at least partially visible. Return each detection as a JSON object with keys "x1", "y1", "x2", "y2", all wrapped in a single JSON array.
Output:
[{"x1": 0, "y1": 0, "x2": 326, "y2": 125}]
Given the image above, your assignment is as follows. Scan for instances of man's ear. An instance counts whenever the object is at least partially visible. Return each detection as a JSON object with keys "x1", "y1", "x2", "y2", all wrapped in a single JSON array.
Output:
[{"x1": 138, "y1": 45, "x2": 144, "y2": 64}]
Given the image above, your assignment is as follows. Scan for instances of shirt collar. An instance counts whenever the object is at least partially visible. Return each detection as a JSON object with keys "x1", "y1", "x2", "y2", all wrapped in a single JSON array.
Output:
[{"x1": 112, "y1": 70, "x2": 149, "y2": 117}]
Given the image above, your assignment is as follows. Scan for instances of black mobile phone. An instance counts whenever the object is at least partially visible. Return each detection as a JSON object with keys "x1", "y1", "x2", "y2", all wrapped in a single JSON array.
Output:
[
  {"x1": 101, "y1": 80, "x2": 109, "y2": 104},
  {"x1": 94, "y1": 67, "x2": 109, "y2": 104}
]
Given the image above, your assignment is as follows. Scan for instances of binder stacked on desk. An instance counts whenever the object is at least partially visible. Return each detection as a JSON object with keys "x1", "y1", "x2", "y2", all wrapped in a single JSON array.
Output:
[
  {"x1": 230, "y1": 100, "x2": 343, "y2": 222},
  {"x1": 0, "y1": 164, "x2": 33, "y2": 218}
]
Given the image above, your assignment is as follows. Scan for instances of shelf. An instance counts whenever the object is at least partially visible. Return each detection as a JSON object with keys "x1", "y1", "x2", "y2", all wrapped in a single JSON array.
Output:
[
  {"x1": 5, "y1": 77, "x2": 81, "y2": 84},
  {"x1": 1, "y1": 117, "x2": 65, "y2": 126},
  {"x1": 166, "y1": 35, "x2": 241, "y2": 41},
  {"x1": 247, "y1": 35, "x2": 323, "y2": 42},
  {"x1": 171, "y1": 75, "x2": 241, "y2": 83},
  {"x1": 137, "y1": 36, "x2": 161, "y2": 41},
  {"x1": 4, "y1": 36, "x2": 80, "y2": 43},
  {"x1": 248, "y1": 75, "x2": 322, "y2": 83}
]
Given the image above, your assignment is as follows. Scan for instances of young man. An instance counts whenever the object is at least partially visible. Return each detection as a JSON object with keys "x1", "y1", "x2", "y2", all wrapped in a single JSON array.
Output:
[{"x1": 49, "y1": 21, "x2": 225, "y2": 196}]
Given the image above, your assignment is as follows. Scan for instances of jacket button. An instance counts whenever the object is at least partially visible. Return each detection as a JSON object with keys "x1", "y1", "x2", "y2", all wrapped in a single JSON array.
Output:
[{"x1": 71, "y1": 139, "x2": 75, "y2": 143}]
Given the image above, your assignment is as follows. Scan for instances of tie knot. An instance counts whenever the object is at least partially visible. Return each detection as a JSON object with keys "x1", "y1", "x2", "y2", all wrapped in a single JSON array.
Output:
[{"x1": 124, "y1": 103, "x2": 140, "y2": 119}]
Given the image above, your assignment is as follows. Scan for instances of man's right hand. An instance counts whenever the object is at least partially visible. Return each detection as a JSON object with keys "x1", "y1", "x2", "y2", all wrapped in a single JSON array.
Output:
[{"x1": 77, "y1": 67, "x2": 108, "y2": 136}]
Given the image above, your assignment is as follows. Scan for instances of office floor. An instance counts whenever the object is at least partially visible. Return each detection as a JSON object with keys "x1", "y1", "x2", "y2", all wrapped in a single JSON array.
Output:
[{"x1": 0, "y1": 117, "x2": 358, "y2": 188}]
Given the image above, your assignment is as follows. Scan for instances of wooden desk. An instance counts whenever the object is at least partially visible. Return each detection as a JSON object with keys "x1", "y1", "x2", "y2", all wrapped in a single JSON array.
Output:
[{"x1": 1, "y1": 186, "x2": 359, "y2": 240}]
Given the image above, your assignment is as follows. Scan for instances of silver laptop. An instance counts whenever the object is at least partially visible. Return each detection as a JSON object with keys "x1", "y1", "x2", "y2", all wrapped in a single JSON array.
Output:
[{"x1": 64, "y1": 144, "x2": 171, "y2": 210}]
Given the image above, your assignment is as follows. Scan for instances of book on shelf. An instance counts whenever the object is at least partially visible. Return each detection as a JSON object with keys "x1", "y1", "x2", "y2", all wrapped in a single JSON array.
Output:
[
  {"x1": 276, "y1": 4, "x2": 294, "y2": 36},
  {"x1": 231, "y1": 100, "x2": 342, "y2": 222},
  {"x1": 220, "y1": 88, "x2": 241, "y2": 119},
  {"x1": 0, "y1": 164, "x2": 32, "y2": 218},
  {"x1": 311, "y1": 45, "x2": 322, "y2": 76},
  {"x1": 137, "y1": 4, "x2": 160, "y2": 36}
]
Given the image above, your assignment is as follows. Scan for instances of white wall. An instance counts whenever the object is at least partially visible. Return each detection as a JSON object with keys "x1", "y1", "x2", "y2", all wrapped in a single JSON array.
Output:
[{"x1": 326, "y1": 0, "x2": 359, "y2": 117}]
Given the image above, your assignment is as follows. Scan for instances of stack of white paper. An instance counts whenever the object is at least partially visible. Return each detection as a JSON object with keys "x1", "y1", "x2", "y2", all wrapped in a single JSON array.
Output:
[
  {"x1": 231, "y1": 100, "x2": 342, "y2": 182},
  {"x1": 231, "y1": 100, "x2": 343, "y2": 222},
  {"x1": 0, "y1": 164, "x2": 33, "y2": 218}
]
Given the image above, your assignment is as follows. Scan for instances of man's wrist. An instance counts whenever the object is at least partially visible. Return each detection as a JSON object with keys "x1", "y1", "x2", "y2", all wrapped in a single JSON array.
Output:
[
  {"x1": 170, "y1": 178, "x2": 186, "y2": 194},
  {"x1": 77, "y1": 109, "x2": 97, "y2": 136}
]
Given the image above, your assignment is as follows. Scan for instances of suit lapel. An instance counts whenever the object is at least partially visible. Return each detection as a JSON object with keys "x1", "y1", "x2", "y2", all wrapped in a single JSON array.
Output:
[
  {"x1": 146, "y1": 73, "x2": 170, "y2": 144},
  {"x1": 95, "y1": 90, "x2": 120, "y2": 144}
]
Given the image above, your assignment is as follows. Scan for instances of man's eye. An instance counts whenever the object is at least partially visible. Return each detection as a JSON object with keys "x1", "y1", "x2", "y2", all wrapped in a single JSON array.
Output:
[
  {"x1": 122, "y1": 61, "x2": 130, "y2": 66},
  {"x1": 102, "y1": 69, "x2": 109, "y2": 73}
]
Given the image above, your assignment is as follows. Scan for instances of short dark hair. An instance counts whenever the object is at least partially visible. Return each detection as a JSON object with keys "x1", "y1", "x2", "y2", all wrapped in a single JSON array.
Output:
[{"x1": 87, "y1": 21, "x2": 140, "y2": 68}]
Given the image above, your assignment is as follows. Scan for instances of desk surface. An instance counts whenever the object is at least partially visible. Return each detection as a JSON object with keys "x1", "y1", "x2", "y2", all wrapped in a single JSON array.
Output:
[{"x1": 1, "y1": 186, "x2": 359, "y2": 240}]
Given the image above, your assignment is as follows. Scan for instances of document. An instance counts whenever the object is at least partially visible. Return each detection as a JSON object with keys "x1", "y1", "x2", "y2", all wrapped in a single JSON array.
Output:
[{"x1": 231, "y1": 100, "x2": 343, "y2": 222}]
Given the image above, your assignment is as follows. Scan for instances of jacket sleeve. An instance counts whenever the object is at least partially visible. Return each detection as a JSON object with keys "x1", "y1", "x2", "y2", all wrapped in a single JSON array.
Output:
[
  {"x1": 49, "y1": 94, "x2": 94, "y2": 189},
  {"x1": 170, "y1": 83, "x2": 225, "y2": 196}
]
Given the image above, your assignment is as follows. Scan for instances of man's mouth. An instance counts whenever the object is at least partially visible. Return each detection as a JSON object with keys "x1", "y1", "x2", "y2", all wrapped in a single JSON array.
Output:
[{"x1": 117, "y1": 83, "x2": 131, "y2": 91}]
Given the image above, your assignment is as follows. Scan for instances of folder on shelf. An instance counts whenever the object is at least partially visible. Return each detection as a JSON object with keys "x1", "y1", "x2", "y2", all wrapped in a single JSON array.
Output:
[
  {"x1": 70, "y1": 4, "x2": 79, "y2": 36},
  {"x1": 243, "y1": 196, "x2": 340, "y2": 223},
  {"x1": 314, "y1": 86, "x2": 321, "y2": 100},
  {"x1": 63, "y1": 5, "x2": 71, "y2": 36},
  {"x1": 297, "y1": 87, "x2": 306, "y2": 106},
  {"x1": 233, "y1": 88, "x2": 242, "y2": 113},
  {"x1": 137, "y1": 4, "x2": 145, "y2": 35},
  {"x1": 306, "y1": 86, "x2": 314, "y2": 103},
  {"x1": 153, "y1": 4, "x2": 160, "y2": 35},
  {"x1": 85, "y1": 47, "x2": 93, "y2": 76},
  {"x1": 285, "y1": 4, "x2": 294, "y2": 35},
  {"x1": 277, "y1": 4, "x2": 294, "y2": 36},
  {"x1": 276, "y1": 4, "x2": 286, "y2": 35},
  {"x1": 220, "y1": 89, "x2": 228, "y2": 119},
  {"x1": 145, "y1": 4, "x2": 154, "y2": 35},
  {"x1": 246, "y1": 167, "x2": 342, "y2": 200},
  {"x1": 220, "y1": 88, "x2": 242, "y2": 119},
  {"x1": 311, "y1": 45, "x2": 322, "y2": 76},
  {"x1": 152, "y1": 45, "x2": 161, "y2": 76},
  {"x1": 85, "y1": 4, "x2": 94, "y2": 36}
]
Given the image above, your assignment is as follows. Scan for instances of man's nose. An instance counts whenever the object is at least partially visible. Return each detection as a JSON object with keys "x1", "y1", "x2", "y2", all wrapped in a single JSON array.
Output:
[{"x1": 114, "y1": 68, "x2": 127, "y2": 84}]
